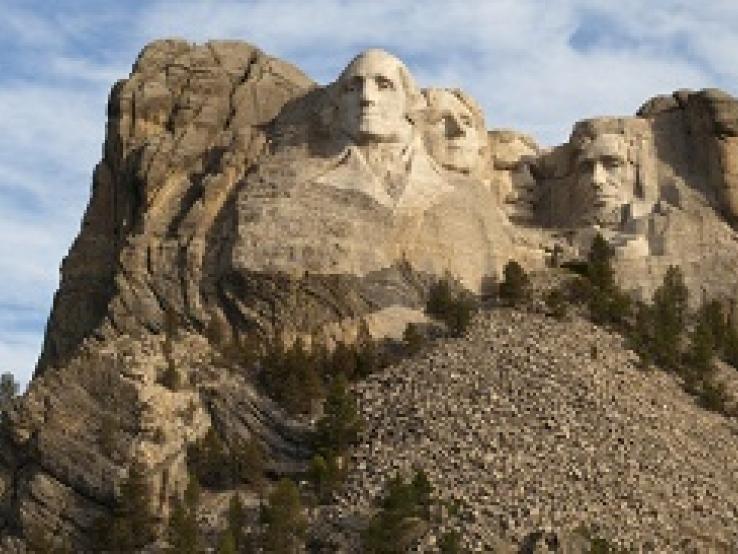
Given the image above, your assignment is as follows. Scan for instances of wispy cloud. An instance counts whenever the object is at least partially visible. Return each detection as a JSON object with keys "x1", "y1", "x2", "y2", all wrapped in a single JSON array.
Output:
[{"x1": 1, "y1": 0, "x2": 737, "y2": 389}]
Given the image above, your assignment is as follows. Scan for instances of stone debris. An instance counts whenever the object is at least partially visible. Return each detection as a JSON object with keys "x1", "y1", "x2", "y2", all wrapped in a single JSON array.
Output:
[{"x1": 312, "y1": 309, "x2": 738, "y2": 552}]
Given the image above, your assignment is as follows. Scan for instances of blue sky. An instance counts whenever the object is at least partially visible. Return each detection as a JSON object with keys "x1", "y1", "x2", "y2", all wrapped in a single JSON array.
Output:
[{"x1": 1, "y1": 0, "x2": 737, "y2": 389}]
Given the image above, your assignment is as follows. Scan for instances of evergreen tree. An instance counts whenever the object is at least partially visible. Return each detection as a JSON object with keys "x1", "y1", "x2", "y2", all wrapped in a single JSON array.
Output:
[
  {"x1": 725, "y1": 325, "x2": 738, "y2": 369},
  {"x1": 314, "y1": 374, "x2": 364, "y2": 457},
  {"x1": 363, "y1": 470, "x2": 434, "y2": 553},
  {"x1": 684, "y1": 317, "x2": 716, "y2": 389},
  {"x1": 411, "y1": 469, "x2": 433, "y2": 519},
  {"x1": 167, "y1": 475, "x2": 200, "y2": 554},
  {"x1": 329, "y1": 341, "x2": 358, "y2": 381},
  {"x1": 309, "y1": 453, "x2": 342, "y2": 503},
  {"x1": 426, "y1": 276, "x2": 477, "y2": 335},
  {"x1": 587, "y1": 233, "x2": 615, "y2": 291},
  {"x1": 698, "y1": 299, "x2": 727, "y2": 352},
  {"x1": 445, "y1": 291, "x2": 477, "y2": 337},
  {"x1": 498, "y1": 260, "x2": 530, "y2": 306},
  {"x1": 651, "y1": 266, "x2": 689, "y2": 369},
  {"x1": 226, "y1": 493, "x2": 247, "y2": 552},
  {"x1": 94, "y1": 460, "x2": 156, "y2": 552},
  {"x1": 402, "y1": 323, "x2": 426, "y2": 355},
  {"x1": 261, "y1": 479, "x2": 306, "y2": 553},
  {"x1": 356, "y1": 319, "x2": 380, "y2": 377},
  {"x1": 188, "y1": 428, "x2": 232, "y2": 487},
  {"x1": 544, "y1": 288, "x2": 567, "y2": 320},
  {"x1": 233, "y1": 438, "x2": 266, "y2": 490},
  {"x1": 629, "y1": 301, "x2": 654, "y2": 366},
  {"x1": 426, "y1": 277, "x2": 454, "y2": 319},
  {"x1": 216, "y1": 529, "x2": 237, "y2": 554},
  {"x1": 438, "y1": 531, "x2": 463, "y2": 554}
]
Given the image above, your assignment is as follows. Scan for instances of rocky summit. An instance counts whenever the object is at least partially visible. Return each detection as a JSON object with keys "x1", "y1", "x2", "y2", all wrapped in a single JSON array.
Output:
[{"x1": 2, "y1": 39, "x2": 738, "y2": 552}]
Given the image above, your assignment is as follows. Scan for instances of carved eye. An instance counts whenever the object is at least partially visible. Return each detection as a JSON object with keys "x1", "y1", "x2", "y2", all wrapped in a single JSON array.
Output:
[
  {"x1": 343, "y1": 76, "x2": 363, "y2": 93},
  {"x1": 603, "y1": 156, "x2": 624, "y2": 169},
  {"x1": 375, "y1": 76, "x2": 395, "y2": 90},
  {"x1": 578, "y1": 159, "x2": 594, "y2": 171}
]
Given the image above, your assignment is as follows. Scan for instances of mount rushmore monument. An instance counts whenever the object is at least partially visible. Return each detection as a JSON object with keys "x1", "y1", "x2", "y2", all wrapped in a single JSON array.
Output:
[{"x1": 3, "y1": 40, "x2": 738, "y2": 551}]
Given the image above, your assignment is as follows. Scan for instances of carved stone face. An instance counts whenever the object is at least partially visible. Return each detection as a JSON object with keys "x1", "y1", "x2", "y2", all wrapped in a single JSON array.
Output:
[
  {"x1": 573, "y1": 133, "x2": 632, "y2": 222},
  {"x1": 424, "y1": 89, "x2": 485, "y2": 174},
  {"x1": 336, "y1": 49, "x2": 414, "y2": 144}
]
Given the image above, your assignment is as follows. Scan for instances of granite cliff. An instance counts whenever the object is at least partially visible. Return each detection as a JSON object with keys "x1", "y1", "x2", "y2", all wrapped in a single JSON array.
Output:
[{"x1": 2, "y1": 40, "x2": 738, "y2": 552}]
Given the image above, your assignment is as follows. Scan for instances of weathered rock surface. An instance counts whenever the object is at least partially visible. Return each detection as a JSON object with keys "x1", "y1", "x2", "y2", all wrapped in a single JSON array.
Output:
[
  {"x1": 313, "y1": 308, "x2": 738, "y2": 552},
  {"x1": 38, "y1": 39, "x2": 314, "y2": 373}
]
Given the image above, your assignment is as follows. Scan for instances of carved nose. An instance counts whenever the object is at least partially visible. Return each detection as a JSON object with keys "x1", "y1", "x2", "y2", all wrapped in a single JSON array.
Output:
[
  {"x1": 591, "y1": 162, "x2": 607, "y2": 187},
  {"x1": 360, "y1": 81, "x2": 379, "y2": 105}
]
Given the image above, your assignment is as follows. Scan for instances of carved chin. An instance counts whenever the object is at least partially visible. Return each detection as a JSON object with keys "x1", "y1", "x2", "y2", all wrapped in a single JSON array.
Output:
[{"x1": 438, "y1": 151, "x2": 477, "y2": 173}]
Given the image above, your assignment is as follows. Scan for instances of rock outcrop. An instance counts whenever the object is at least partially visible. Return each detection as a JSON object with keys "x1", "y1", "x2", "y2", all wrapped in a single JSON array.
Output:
[{"x1": 38, "y1": 39, "x2": 314, "y2": 373}]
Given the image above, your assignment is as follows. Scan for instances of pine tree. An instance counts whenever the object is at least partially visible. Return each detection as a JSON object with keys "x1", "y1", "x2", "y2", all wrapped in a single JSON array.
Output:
[
  {"x1": 544, "y1": 288, "x2": 567, "y2": 320},
  {"x1": 233, "y1": 438, "x2": 266, "y2": 490},
  {"x1": 261, "y1": 479, "x2": 306, "y2": 553},
  {"x1": 403, "y1": 323, "x2": 426, "y2": 355},
  {"x1": 725, "y1": 325, "x2": 738, "y2": 369},
  {"x1": 684, "y1": 317, "x2": 716, "y2": 389},
  {"x1": 438, "y1": 531, "x2": 463, "y2": 554},
  {"x1": 226, "y1": 493, "x2": 247, "y2": 552},
  {"x1": 167, "y1": 475, "x2": 201, "y2": 554},
  {"x1": 411, "y1": 469, "x2": 433, "y2": 519},
  {"x1": 329, "y1": 341, "x2": 358, "y2": 381},
  {"x1": 216, "y1": 529, "x2": 237, "y2": 554},
  {"x1": 94, "y1": 460, "x2": 156, "y2": 552},
  {"x1": 314, "y1": 374, "x2": 364, "y2": 457},
  {"x1": 356, "y1": 319, "x2": 380, "y2": 377},
  {"x1": 698, "y1": 299, "x2": 727, "y2": 352},
  {"x1": 587, "y1": 233, "x2": 615, "y2": 291},
  {"x1": 427, "y1": 277, "x2": 454, "y2": 318},
  {"x1": 629, "y1": 301, "x2": 654, "y2": 367},
  {"x1": 498, "y1": 260, "x2": 530, "y2": 306},
  {"x1": 651, "y1": 266, "x2": 689, "y2": 369}
]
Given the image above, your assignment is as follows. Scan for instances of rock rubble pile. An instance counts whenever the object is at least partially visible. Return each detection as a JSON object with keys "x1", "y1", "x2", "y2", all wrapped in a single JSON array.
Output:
[{"x1": 316, "y1": 309, "x2": 738, "y2": 552}]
